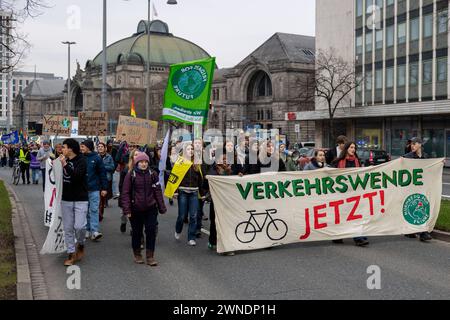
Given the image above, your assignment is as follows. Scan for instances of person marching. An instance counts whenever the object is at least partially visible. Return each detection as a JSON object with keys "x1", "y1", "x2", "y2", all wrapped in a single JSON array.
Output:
[
  {"x1": 326, "y1": 135, "x2": 348, "y2": 165},
  {"x1": 166, "y1": 143, "x2": 205, "y2": 246},
  {"x1": 332, "y1": 142, "x2": 370, "y2": 247},
  {"x1": 37, "y1": 141, "x2": 55, "y2": 192},
  {"x1": 80, "y1": 140, "x2": 108, "y2": 241},
  {"x1": 30, "y1": 143, "x2": 41, "y2": 184},
  {"x1": 60, "y1": 139, "x2": 89, "y2": 267},
  {"x1": 118, "y1": 146, "x2": 139, "y2": 233},
  {"x1": 304, "y1": 149, "x2": 329, "y2": 171},
  {"x1": 205, "y1": 151, "x2": 235, "y2": 255},
  {"x1": 403, "y1": 137, "x2": 433, "y2": 242},
  {"x1": 0, "y1": 145, "x2": 7, "y2": 167},
  {"x1": 19, "y1": 144, "x2": 31, "y2": 185},
  {"x1": 121, "y1": 152, "x2": 167, "y2": 266},
  {"x1": 98, "y1": 142, "x2": 115, "y2": 221}
]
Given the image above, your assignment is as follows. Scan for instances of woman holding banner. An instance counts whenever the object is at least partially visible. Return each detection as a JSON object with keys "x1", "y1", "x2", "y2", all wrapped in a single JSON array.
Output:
[
  {"x1": 304, "y1": 150, "x2": 329, "y2": 171},
  {"x1": 332, "y1": 142, "x2": 370, "y2": 247},
  {"x1": 205, "y1": 151, "x2": 235, "y2": 256}
]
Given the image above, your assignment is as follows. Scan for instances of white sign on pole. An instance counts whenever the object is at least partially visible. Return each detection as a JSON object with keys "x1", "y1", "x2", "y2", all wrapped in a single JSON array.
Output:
[
  {"x1": 41, "y1": 159, "x2": 66, "y2": 254},
  {"x1": 43, "y1": 159, "x2": 62, "y2": 227},
  {"x1": 295, "y1": 124, "x2": 300, "y2": 133}
]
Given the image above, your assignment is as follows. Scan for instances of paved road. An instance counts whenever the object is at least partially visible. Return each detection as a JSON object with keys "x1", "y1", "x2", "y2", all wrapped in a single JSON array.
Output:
[{"x1": 1, "y1": 167, "x2": 450, "y2": 300}]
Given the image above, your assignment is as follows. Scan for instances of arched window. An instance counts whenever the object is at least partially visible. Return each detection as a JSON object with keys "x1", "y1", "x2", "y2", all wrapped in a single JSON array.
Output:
[
  {"x1": 247, "y1": 71, "x2": 273, "y2": 101},
  {"x1": 258, "y1": 74, "x2": 272, "y2": 97}
]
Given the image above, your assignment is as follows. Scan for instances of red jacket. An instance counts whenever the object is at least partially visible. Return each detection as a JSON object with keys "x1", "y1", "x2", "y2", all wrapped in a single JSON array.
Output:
[{"x1": 121, "y1": 168, "x2": 167, "y2": 216}]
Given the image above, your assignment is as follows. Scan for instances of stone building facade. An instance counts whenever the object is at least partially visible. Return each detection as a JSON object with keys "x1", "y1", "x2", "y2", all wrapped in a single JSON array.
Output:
[
  {"x1": 209, "y1": 33, "x2": 316, "y2": 144},
  {"x1": 13, "y1": 20, "x2": 316, "y2": 145}
]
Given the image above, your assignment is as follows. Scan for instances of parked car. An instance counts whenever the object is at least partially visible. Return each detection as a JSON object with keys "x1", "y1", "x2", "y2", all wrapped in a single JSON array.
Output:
[{"x1": 357, "y1": 148, "x2": 391, "y2": 167}]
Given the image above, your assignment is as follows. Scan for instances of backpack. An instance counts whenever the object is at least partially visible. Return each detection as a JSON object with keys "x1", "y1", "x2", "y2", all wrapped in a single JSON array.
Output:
[{"x1": 129, "y1": 169, "x2": 160, "y2": 207}]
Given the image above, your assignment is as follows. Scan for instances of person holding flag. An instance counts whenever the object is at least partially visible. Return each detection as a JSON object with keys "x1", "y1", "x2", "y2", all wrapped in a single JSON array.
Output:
[{"x1": 165, "y1": 142, "x2": 205, "y2": 246}]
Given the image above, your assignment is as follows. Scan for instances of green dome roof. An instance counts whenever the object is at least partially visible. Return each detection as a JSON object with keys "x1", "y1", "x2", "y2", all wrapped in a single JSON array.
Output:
[{"x1": 91, "y1": 20, "x2": 211, "y2": 67}]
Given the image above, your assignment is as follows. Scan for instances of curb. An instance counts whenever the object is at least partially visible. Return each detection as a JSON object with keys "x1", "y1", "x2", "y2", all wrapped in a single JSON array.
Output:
[
  {"x1": 5, "y1": 182, "x2": 49, "y2": 300},
  {"x1": 432, "y1": 230, "x2": 450, "y2": 243}
]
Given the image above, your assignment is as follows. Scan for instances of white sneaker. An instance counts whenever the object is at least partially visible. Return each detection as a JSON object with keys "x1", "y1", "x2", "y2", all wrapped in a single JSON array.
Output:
[
  {"x1": 85, "y1": 232, "x2": 91, "y2": 239},
  {"x1": 91, "y1": 232, "x2": 103, "y2": 241},
  {"x1": 188, "y1": 240, "x2": 196, "y2": 246},
  {"x1": 174, "y1": 232, "x2": 181, "y2": 240}
]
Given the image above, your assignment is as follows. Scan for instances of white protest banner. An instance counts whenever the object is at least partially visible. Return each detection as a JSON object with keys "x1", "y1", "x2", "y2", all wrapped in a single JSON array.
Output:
[
  {"x1": 43, "y1": 159, "x2": 62, "y2": 227},
  {"x1": 41, "y1": 159, "x2": 66, "y2": 254},
  {"x1": 207, "y1": 158, "x2": 444, "y2": 254}
]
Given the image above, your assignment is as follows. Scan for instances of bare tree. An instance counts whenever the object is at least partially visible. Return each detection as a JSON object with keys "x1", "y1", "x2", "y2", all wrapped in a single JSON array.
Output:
[
  {"x1": 0, "y1": 0, "x2": 49, "y2": 72},
  {"x1": 314, "y1": 48, "x2": 363, "y2": 147}
]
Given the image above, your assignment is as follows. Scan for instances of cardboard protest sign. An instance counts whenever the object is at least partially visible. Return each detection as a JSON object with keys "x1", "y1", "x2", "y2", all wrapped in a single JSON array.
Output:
[
  {"x1": 116, "y1": 115, "x2": 158, "y2": 146},
  {"x1": 41, "y1": 159, "x2": 66, "y2": 254},
  {"x1": 78, "y1": 112, "x2": 108, "y2": 136},
  {"x1": 43, "y1": 115, "x2": 73, "y2": 136},
  {"x1": 207, "y1": 158, "x2": 444, "y2": 254}
]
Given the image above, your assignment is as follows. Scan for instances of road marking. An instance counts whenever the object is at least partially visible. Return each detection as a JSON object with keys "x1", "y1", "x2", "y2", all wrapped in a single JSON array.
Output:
[
  {"x1": 442, "y1": 195, "x2": 450, "y2": 200},
  {"x1": 201, "y1": 228, "x2": 210, "y2": 236},
  {"x1": 443, "y1": 183, "x2": 450, "y2": 186}
]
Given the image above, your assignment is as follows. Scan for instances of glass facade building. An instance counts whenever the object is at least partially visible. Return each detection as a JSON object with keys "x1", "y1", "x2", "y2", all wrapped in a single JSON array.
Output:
[{"x1": 314, "y1": 0, "x2": 450, "y2": 160}]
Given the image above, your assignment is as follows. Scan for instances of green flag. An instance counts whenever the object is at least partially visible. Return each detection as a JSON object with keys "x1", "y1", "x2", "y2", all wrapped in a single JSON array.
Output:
[{"x1": 162, "y1": 57, "x2": 216, "y2": 125}]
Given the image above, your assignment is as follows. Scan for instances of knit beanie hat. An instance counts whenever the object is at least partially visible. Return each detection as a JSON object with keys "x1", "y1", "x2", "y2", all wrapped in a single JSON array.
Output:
[
  {"x1": 134, "y1": 152, "x2": 150, "y2": 165},
  {"x1": 81, "y1": 139, "x2": 95, "y2": 151}
]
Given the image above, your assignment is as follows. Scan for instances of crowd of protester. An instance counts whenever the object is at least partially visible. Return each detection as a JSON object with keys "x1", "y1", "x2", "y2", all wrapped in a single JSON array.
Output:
[{"x1": 0, "y1": 131, "x2": 434, "y2": 267}]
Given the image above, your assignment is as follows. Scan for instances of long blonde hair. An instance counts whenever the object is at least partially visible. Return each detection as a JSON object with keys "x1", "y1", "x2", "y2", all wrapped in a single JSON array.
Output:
[{"x1": 128, "y1": 150, "x2": 140, "y2": 171}]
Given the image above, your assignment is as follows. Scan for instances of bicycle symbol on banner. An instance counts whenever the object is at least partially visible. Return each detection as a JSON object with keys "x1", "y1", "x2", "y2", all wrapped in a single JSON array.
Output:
[{"x1": 235, "y1": 209, "x2": 288, "y2": 244}]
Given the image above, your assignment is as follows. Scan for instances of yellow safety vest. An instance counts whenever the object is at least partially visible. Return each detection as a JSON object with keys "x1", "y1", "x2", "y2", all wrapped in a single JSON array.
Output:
[{"x1": 19, "y1": 149, "x2": 30, "y2": 164}]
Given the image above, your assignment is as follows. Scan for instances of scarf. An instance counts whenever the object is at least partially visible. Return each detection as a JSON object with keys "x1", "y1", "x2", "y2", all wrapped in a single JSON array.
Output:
[{"x1": 337, "y1": 155, "x2": 360, "y2": 168}]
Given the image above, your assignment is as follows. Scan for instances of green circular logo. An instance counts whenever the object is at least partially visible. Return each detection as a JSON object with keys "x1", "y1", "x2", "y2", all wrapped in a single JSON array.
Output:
[
  {"x1": 61, "y1": 118, "x2": 71, "y2": 129},
  {"x1": 172, "y1": 65, "x2": 208, "y2": 100},
  {"x1": 402, "y1": 194, "x2": 430, "y2": 225}
]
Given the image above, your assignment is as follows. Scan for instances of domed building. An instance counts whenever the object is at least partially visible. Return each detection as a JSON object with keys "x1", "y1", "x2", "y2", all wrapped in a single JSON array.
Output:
[{"x1": 81, "y1": 19, "x2": 213, "y2": 135}]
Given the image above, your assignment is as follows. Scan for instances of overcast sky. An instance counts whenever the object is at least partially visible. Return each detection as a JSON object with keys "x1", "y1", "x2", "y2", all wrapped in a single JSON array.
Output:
[{"x1": 18, "y1": 0, "x2": 315, "y2": 78}]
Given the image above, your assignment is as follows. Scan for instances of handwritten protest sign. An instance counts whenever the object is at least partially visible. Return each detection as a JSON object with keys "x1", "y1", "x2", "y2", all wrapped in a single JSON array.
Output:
[
  {"x1": 41, "y1": 159, "x2": 66, "y2": 254},
  {"x1": 207, "y1": 158, "x2": 444, "y2": 254},
  {"x1": 43, "y1": 115, "x2": 73, "y2": 136},
  {"x1": 116, "y1": 115, "x2": 158, "y2": 146},
  {"x1": 78, "y1": 112, "x2": 108, "y2": 136}
]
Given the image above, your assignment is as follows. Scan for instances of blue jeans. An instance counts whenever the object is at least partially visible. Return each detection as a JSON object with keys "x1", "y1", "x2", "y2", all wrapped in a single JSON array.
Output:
[
  {"x1": 87, "y1": 191, "x2": 100, "y2": 233},
  {"x1": 176, "y1": 191, "x2": 199, "y2": 241},
  {"x1": 112, "y1": 171, "x2": 119, "y2": 195},
  {"x1": 31, "y1": 168, "x2": 40, "y2": 183}
]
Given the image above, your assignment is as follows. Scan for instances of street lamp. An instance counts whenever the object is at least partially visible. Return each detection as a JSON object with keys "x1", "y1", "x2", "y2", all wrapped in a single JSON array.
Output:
[
  {"x1": 102, "y1": 0, "x2": 107, "y2": 114},
  {"x1": 62, "y1": 41, "x2": 76, "y2": 117}
]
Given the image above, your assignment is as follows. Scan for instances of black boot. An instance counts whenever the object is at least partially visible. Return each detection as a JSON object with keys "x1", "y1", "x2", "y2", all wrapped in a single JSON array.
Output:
[{"x1": 419, "y1": 232, "x2": 432, "y2": 242}]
